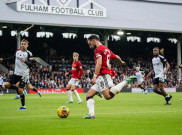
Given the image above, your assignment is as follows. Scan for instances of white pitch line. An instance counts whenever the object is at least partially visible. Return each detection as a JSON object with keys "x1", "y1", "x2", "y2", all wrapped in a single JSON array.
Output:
[{"x1": 0, "y1": 110, "x2": 181, "y2": 119}]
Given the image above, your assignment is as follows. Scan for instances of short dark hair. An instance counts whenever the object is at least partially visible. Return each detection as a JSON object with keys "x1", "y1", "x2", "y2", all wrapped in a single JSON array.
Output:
[
  {"x1": 21, "y1": 39, "x2": 29, "y2": 44},
  {"x1": 153, "y1": 47, "x2": 159, "y2": 50},
  {"x1": 87, "y1": 35, "x2": 100, "y2": 41}
]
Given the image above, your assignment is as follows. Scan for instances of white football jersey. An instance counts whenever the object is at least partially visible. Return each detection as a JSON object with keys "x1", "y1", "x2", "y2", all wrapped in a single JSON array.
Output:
[
  {"x1": 14, "y1": 50, "x2": 33, "y2": 76},
  {"x1": 135, "y1": 71, "x2": 144, "y2": 82},
  {"x1": 0, "y1": 76, "x2": 3, "y2": 85},
  {"x1": 152, "y1": 55, "x2": 166, "y2": 78},
  {"x1": 135, "y1": 71, "x2": 143, "y2": 80}
]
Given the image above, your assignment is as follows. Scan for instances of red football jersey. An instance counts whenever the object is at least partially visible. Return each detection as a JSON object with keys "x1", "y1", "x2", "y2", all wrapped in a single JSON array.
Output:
[
  {"x1": 94, "y1": 45, "x2": 117, "y2": 76},
  {"x1": 110, "y1": 69, "x2": 116, "y2": 78},
  {"x1": 69, "y1": 61, "x2": 83, "y2": 79}
]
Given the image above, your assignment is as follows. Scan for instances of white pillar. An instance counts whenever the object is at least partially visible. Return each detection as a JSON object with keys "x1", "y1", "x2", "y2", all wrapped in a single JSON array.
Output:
[
  {"x1": 177, "y1": 41, "x2": 181, "y2": 83},
  {"x1": 104, "y1": 35, "x2": 108, "y2": 48},
  {"x1": 17, "y1": 30, "x2": 21, "y2": 49}
]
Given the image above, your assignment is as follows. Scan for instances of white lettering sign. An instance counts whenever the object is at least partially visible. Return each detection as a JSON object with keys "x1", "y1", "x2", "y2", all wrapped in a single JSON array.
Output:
[{"x1": 16, "y1": 0, "x2": 107, "y2": 17}]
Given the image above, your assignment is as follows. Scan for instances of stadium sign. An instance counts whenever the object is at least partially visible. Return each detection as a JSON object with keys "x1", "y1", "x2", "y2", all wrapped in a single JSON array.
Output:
[
  {"x1": 29, "y1": 88, "x2": 84, "y2": 94},
  {"x1": 15, "y1": 0, "x2": 107, "y2": 17}
]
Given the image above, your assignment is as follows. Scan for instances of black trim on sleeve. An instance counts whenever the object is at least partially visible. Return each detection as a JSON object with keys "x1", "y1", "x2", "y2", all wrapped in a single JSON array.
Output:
[{"x1": 159, "y1": 55, "x2": 167, "y2": 65}]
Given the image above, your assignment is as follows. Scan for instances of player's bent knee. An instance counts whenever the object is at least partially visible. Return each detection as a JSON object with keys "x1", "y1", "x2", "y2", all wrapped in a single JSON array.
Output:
[
  {"x1": 103, "y1": 94, "x2": 112, "y2": 100},
  {"x1": 86, "y1": 92, "x2": 92, "y2": 97},
  {"x1": 27, "y1": 84, "x2": 33, "y2": 89},
  {"x1": 105, "y1": 97, "x2": 111, "y2": 100},
  {"x1": 86, "y1": 96, "x2": 93, "y2": 101},
  {"x1": 18, "y1": 89, "x2": 23, "y2": 94},
  {"x1": 159, "y1": 86, "x2": 164, "y2": 90},
  {"x1": 4, "y1": 82, "x2": 10, "y2": 88},
  {"x1": 153, "y1": 89, "x2": 158, "y2": 92},
  {"x1": 66, "y1": 84, "x2": 71, "y2": 90},
  {"x1": 70, "y1": 86, "x2": 76, "y2": 91}
]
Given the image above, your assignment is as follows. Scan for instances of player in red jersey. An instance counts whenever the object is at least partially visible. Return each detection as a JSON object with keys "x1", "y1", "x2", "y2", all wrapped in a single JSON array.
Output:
[
  {"x1": 97, "y1": 64, "x2": 116, "y2": 99},
  {"x1": 109, "y1": 64, "x2": 116, "y2": 80},
  {"x1": 66, "y1": 52, "x2": 83, "y2": 104},
  {"x1": 83, "y1": 35, "x2": 137, "y2": 119}
]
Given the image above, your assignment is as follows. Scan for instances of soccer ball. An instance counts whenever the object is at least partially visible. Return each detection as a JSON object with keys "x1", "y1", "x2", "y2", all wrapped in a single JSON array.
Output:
[{"x1": 57, "y1": 106, "x2": 70, "y2": 118}]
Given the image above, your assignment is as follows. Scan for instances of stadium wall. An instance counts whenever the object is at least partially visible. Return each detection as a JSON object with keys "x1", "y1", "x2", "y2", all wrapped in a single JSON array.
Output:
[
  {"x1": 132, "y1": 88, "x2": 176, "y2": 93},
  {"x1": 2, "y1": 88, "x2": 182, "y2": 94},
  {"x1": 1, "y1": 0, "x2": 182, "y2": 33}
]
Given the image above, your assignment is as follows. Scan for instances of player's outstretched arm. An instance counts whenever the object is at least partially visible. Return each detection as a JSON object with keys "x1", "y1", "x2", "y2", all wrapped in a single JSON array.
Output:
[
  {"x1": 142, "y1": 72, "x2": 146, "y2": 78},
  {"x1": 78, "y1": 63, "x2": 83, "y2": 80},
  {"x1": 179, "y1": 64, "x2": 182, "y2": 68},
  {"x1": 147, "y1": 69, "x2": 154, "y2": 77},
  {"x1": 0, "y1": 58, "x2": 3, "y2": 62},
  {"x1": 92, "y1": 57, "x2": 102, "y2": 84},
  {"x1": 164, "y1": 62, "x2": 170, "y2": 75},
  {"x1": 115, "y1": 55, "x2": 126, "y2": 65},
  {"x1": 0, "y1": 56, "x2": 15, "y2": 62}
]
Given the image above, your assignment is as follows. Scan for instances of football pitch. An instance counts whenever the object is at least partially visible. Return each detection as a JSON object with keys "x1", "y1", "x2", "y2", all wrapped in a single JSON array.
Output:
[{"x1": 0, "y1": 92, "x2": 182, "y2": 135}]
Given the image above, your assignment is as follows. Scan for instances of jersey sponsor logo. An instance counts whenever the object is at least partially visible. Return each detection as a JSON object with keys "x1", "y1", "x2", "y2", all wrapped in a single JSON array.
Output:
[{"x1": 103, "y1": 49, "x2": 110, "y2": 55}]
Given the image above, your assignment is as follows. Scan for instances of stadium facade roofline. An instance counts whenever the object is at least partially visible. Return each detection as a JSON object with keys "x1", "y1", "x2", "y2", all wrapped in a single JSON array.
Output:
[{"x1": 0, "y1": 0, "x2": 182, "y2": 33}]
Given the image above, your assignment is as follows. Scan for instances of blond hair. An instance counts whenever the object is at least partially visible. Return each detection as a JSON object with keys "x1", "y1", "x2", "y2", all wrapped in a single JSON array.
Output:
[{"x1": 73, "y1": 52, "x2": 79, "y2": 57}]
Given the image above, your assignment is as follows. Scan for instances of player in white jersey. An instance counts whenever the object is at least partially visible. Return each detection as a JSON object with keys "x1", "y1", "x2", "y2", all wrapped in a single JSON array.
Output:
[
  {"x1": 147, "y1": 47, "x2": 171, "y2": 105},
  {"x1": 135, "y1": 67, "x2": 147, "y2": 95},
  {"x1": 14, "y1": 68, "x2": 42, "y2": 99},
  {"x1": 179, "y1": 64, "x2": 182, "y2": 101},
  {"x1": 2, "y1": 39, "x2": 34, "y2": 110},
  {"x1": 0, "y1": 74, "x2": 4, "y2": 95}
]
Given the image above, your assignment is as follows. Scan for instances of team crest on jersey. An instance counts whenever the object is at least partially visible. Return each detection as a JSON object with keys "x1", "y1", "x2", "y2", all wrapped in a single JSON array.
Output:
[{"x1": 103, "y1": 49, "x2": 110, "y2": 55}]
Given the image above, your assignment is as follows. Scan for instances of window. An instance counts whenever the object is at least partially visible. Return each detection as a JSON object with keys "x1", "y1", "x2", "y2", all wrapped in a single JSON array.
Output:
[
  {"x1": 37, "y1": 32, "x2": 53, "y2": 38},
  {"x1": 62, "y1": 33, "x2": 77, "y2": 39},
  {"x1": 84, "y1": 34, "x2": 99, "y2": 39},
  {"x1": 110, "y1": 35, "x2": 121, "y2": 41},
  {"x1": 168, "y1": 38, "x2": 177, "y2": 44},
  {"x1": 147, "y1": 37, "x2": 160, "y2": 43},
  {"x1": 11, "y1": 31, "x2": 29, "y2": 37},
  {"x1": 127, "y1": 36, "x2": 141, "y2": 42}
]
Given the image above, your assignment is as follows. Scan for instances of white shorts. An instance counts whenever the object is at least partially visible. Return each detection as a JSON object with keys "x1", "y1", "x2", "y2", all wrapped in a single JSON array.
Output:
[
  {"x1": 91, "y1": 74, "x2": 114, "y2": 93},
  {"x1": 68, "y1": 78, "x2": 79, "y2": 86},
  {"x1": 137, "y1": 78, "x2": 144, "y2": 83}
]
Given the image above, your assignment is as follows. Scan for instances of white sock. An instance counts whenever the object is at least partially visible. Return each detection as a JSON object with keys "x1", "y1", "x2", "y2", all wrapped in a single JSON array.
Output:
[
  {"x1": 110, "y1": 80, "x2": 128, "y2": 95},
  {"x1": 73, "y1": 90, "x2": 82, "y2": 101},
  {"x1": 87, "y1": 98, "x2": 95, "y2": 116},
  {"x1": 2, "y1": 82, "x2": 5, "y2": 88},
  {"x1": 67, "y1": 90, "x2": 73, "y2": 102}
]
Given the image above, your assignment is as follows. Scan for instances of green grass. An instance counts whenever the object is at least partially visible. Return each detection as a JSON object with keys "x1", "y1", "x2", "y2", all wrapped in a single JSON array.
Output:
[{"x1": 0, "y1": 92, "x2": 182, "y2": 135}]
